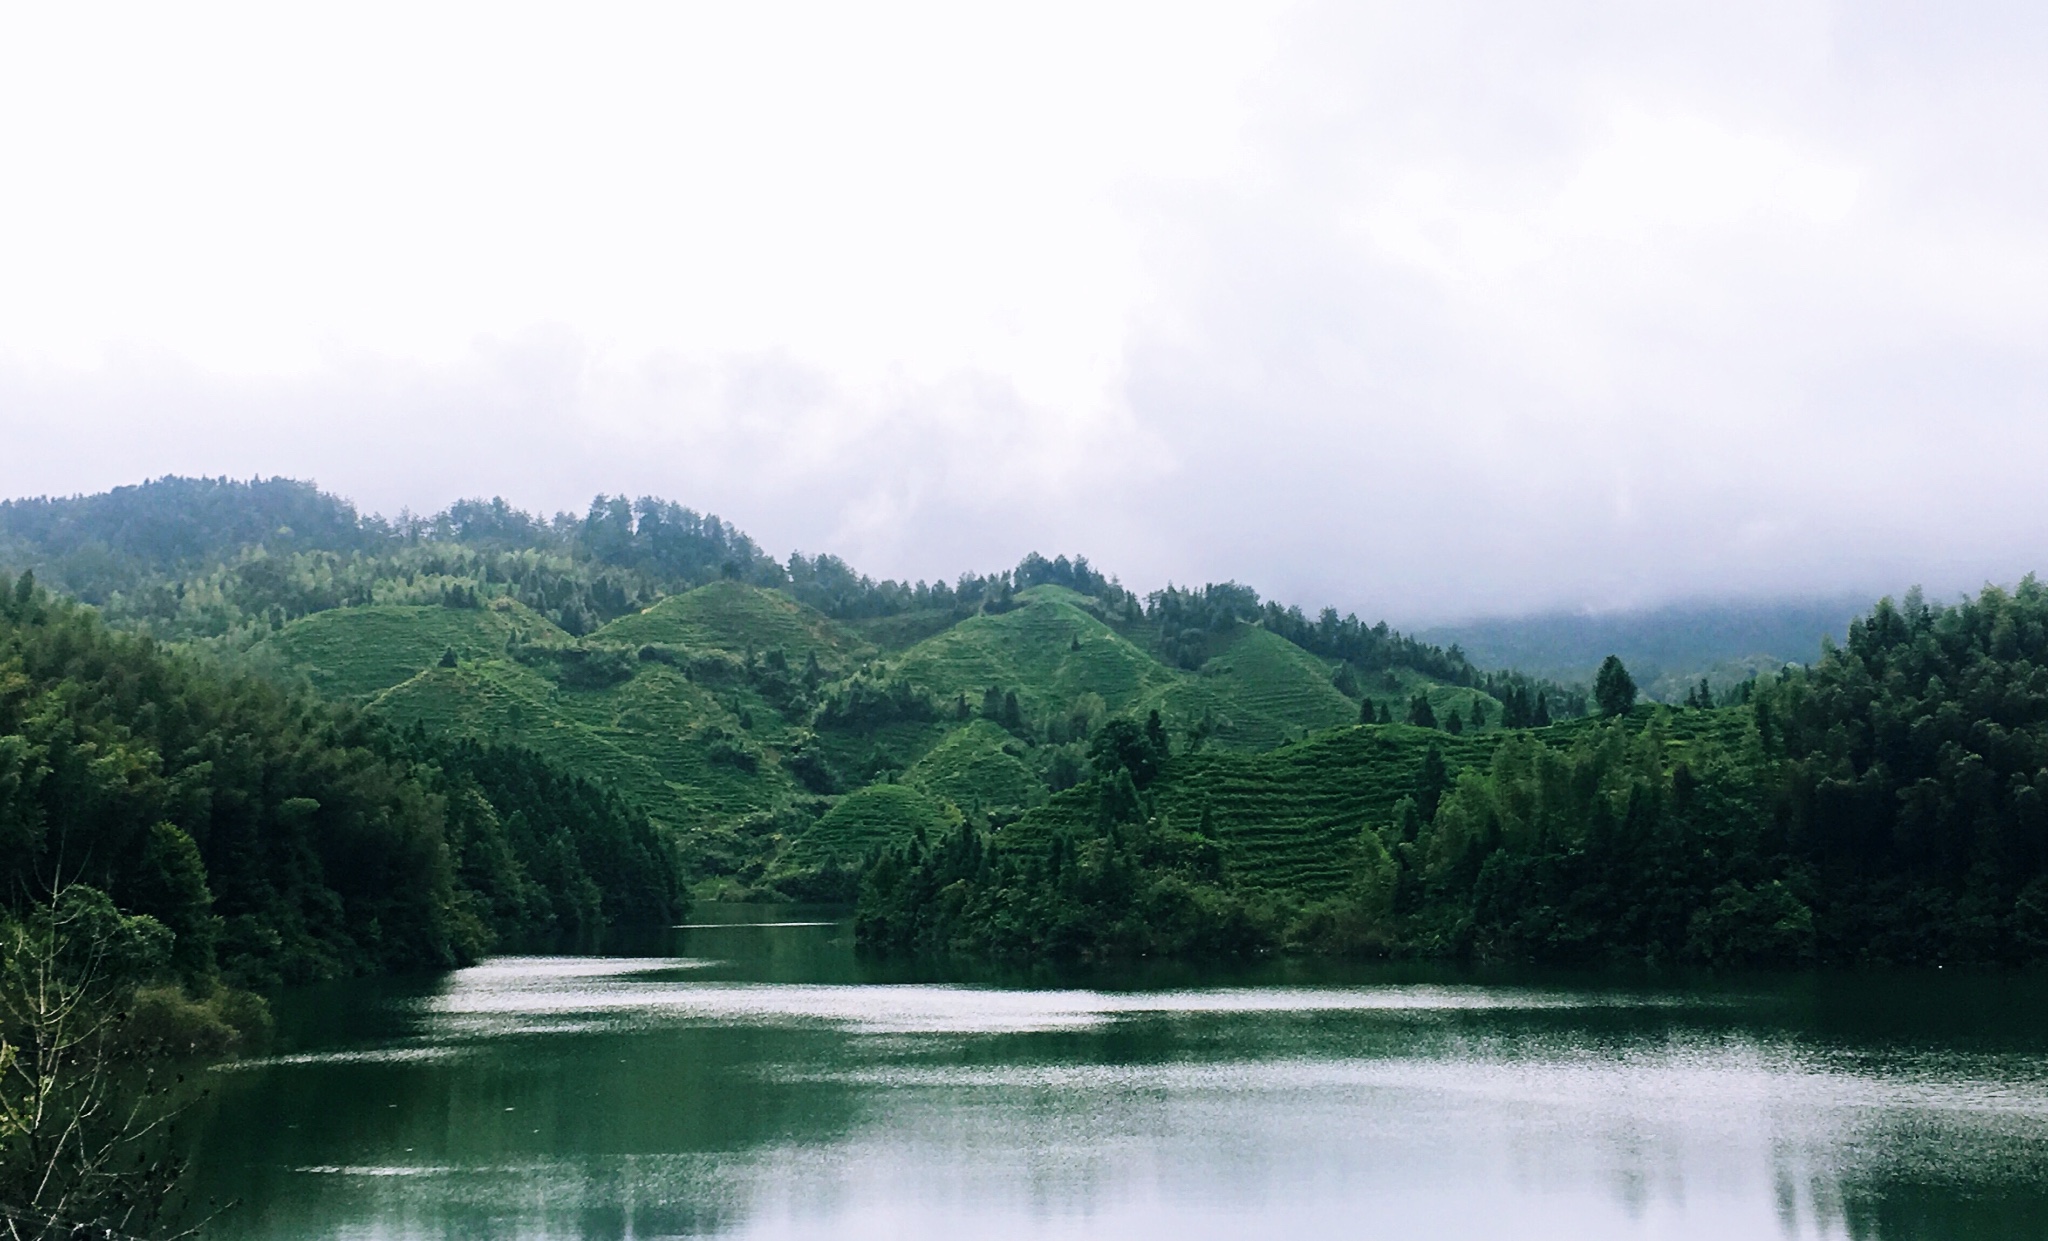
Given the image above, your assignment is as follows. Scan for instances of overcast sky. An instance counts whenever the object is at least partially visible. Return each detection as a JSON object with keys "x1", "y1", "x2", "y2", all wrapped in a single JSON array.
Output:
[{"x1": 3, "y1": 1, "x2": 2046, "y2": 622}]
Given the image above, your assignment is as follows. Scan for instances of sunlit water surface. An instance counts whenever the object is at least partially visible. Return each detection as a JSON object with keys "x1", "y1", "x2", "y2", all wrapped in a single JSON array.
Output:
[{"x1": 187, "y1": 908, "x2": 2048, "y2": 1239}]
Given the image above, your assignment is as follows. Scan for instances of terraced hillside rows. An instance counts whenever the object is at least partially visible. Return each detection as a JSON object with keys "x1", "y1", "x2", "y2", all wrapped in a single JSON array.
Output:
[
  {"x1": 1355, "y1": 667, "x2": 1505, "y2": 732},
  {"x1": 258, "y1": 599, "x2": 571, "y2": 698},
  {"x1": 999, "y1": 706, "x2": 1759, "y2": 902},
  {"x1": 369, "y1": 663, "x2": 695, "y2": 824},
  {"x1": 1190, "y1": 626, "x2": 1359, "y2": 747},
  {"x1": 367, "y1": 657, "x2": 792, "y2": 832},
  {"x1": 886, "y1": 586, "x2": 1390, "y2": 751},
  {"x1": 593, "y1": 580, "x2": 860, "y2": 667},
  {"x1": 240, "y1": 572, "x2": 1550, "y2": 901},
  {"x1": 890, "y1": 587, "x2": 1183, "y2": 718},
  {"x1": 793, "y1": 783, "x2": 960, "y2": 865},
  {"x1": 904, "y1": 720, "x2": 1044, "y2": 812},
  {"x1": 1159, "y1": 726, "x2": 1494, "y2": 898}
]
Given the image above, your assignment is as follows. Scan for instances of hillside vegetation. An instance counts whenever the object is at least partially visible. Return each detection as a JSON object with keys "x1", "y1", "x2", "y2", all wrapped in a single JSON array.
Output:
[
  {"x1": 0, "y1": 573, "x2": 682, "y2": 989},
  {"x1": 10, "y1": 475, "x2": 2047, "y2": 971},
  {"x1": 860, "y1": 581, "x2": 2048, "y2": 967},
  {"x1": 2, "y1": 478, "x2": 1558, "y2": 904}
]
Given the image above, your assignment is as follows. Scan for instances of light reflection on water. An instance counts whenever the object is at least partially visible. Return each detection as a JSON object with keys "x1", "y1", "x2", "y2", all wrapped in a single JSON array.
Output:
[{"x1": 187, "y1": 914, "x2": 2048, "y2": 1240}]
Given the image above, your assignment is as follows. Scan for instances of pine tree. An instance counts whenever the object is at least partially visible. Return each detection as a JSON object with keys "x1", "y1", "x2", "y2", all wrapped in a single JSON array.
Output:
[
  {"x1": 1594, "y1": 655, "x2": 1638, "y2": 716},
  {"x1": 1414, "y1": 744, "x2": 1449, "y2": 821}
]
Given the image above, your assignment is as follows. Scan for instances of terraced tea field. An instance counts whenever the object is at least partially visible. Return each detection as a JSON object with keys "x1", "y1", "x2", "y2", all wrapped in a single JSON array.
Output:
[
  {"x1": 244, "y1": 573, "x2": 1581, "y2": 897},
  {"x1": 791, "y1": 783, "x2": 960, "y2": 865},
  {"x1": 593, "y1": 580, "x2": 860, "y2": 667},
  {"x1": 904, "y1": 720, "x2": 1045, "y2": 811},
  {"x1": 258, "y1": 600, "x2": 570, "y2": 698}
]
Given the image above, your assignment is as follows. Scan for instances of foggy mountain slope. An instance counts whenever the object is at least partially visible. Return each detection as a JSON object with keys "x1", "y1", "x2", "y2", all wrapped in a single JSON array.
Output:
[{"x1": 1419, "y1": 597, "x2": 1869, "y2": 699}]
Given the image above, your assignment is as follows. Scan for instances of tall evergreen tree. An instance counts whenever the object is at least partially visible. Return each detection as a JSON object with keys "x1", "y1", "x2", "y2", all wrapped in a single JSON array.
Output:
[
  {"x1": 1413, "y1": 743, "x2": 1449, "y2": 821},
  {"x1": 1594, "y1": 656, "x2": 1637, "y2": 716}
]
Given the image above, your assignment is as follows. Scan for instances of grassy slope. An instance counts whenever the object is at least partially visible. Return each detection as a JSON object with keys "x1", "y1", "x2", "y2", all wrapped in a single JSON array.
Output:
[
  {"x1": 366, "y1": 661, "x2": 693, "y2": 824},
  {"x1": 887, "y1": 586, "x2": 1383, "y2": 751},
  {"x1": 792, "y1": 783, "x2": 960, "y2": 864},
  {"x1": 904, "y1": 719, "x2": 1044, "y2": 812},
  {"x1": 1189, "y1": 625, "x2": 1359, "y2": 747},
  {"x1": 891, "y1": 587, "x2": 1180, "y2": 717},
  {"x1": 366, "y1": 658, "x2": 791, "y2": 831},
  {"x1": 593, "y1": 580, "x2": 860, "y2": 666},
  {"x1": 254, "y1": 578, "x2": 1562, "y2": 895},
  {"x1": 257, "y1": 600, "x2": 570, "y2": 698},
  {"x1": 841, "y1": 609, "x2": 963, "y2": 653},
  {"x1": 1354, "y1": 668, "x2": 1504, "y2": 732}
]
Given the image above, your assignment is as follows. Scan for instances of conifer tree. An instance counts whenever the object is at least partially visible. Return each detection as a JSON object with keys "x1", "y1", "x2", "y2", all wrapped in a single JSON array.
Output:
[
  {"x1": 1414, "y1": 744, "x2": 1449, "y2": 821},
  {"x1": 1594, "y1": 656, "x2": 1638, "y2": 716}
]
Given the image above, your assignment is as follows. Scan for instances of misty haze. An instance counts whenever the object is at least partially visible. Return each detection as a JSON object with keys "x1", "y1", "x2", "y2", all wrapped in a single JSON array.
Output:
[{"x1": 3, "y1": 5, "x2": 2048, "y2": 1240}]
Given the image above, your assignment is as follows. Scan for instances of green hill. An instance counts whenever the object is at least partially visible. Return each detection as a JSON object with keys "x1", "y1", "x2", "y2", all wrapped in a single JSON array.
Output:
[
  {"x1": 885, "y1": 589, "x2": 1472, "y2": 753},
  {"x1": 366, "y1": 657, "x2": 792, "y2": 832},
  {"x1": 5, "y1": 475, "x2": 1622, "y2": 917},
  {"x1": 244, "y1": 577, "x2": 1531, "y2": 904},
  {"x1": 1189, "y1": 625, "x2": 1358, "y2": 747},
  {"x1": 256, "y1": 600, "x2": 570, "y2": 698},
  {"x1": 792, "y1": 783, "x2": 959, "y2": 865},
  {"x1": 904, "y1": 720, "x2": 1044, "y2": 813},
  {"x1": 369, "y1": 662, "x2": 686, "y2": 819},
  {"x1": 890, "y1": 586, "x2": 1179, "y2": 717},
  {"x1": 593, "y1": 580, "x2": 857, "y2": 665},
  {"x1": 1352, "y1": 666, "x2": 1503, "y2": 732}
]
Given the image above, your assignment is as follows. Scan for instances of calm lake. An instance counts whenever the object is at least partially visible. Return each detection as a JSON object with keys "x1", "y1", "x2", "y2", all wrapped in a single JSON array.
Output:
[{"x1": 187, "y1": 906, "x2": 2048, "y2": 1240}]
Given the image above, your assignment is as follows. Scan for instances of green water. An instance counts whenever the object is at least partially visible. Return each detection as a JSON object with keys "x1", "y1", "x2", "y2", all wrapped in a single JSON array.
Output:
[{"x1": 187, "y1": 906, "x2": 2048, "y2": 1239}]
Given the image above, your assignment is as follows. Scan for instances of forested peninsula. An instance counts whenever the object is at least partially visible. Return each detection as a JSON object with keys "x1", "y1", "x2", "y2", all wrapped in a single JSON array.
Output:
[{"x1": 3, "y1": 475, "x2": 2045, "y2": 981}]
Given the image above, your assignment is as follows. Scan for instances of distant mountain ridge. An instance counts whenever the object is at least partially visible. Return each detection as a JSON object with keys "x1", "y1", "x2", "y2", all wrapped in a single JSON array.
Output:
[{"x1": 1419, "y1": 597, "x2": 1867, "y2": 701}]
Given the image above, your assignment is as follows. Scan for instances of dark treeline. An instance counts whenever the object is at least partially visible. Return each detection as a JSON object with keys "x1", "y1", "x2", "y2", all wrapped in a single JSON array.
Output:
[
  {"x1": 0, "y1": 572, "x2": 683, "y2": 989},
  {"x1": 0, "y1": 476, "x2": 1507, "y2": 692},
  {"x1": 1146, "y1": 581, "x2": 1470, "y2": 679},
  {"x1": 859, "y1": 580, "x2": 2048, "y2": 967}
]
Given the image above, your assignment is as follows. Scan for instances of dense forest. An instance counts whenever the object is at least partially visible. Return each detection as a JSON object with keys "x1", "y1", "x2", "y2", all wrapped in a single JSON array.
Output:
[{"x1": 0, "y1": 571, "x2": 681, "y2": 989}]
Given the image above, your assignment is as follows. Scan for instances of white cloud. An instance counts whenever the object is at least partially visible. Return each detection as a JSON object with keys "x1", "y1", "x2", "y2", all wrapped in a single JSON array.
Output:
[{"x1": 5, "y1": 1, "x2": 2048, "y2": 620}]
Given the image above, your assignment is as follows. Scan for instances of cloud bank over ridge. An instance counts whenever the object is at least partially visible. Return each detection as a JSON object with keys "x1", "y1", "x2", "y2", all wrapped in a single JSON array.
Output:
[{"x1": 5, "y1": 1, "x2": 2047, "y2": 621}]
